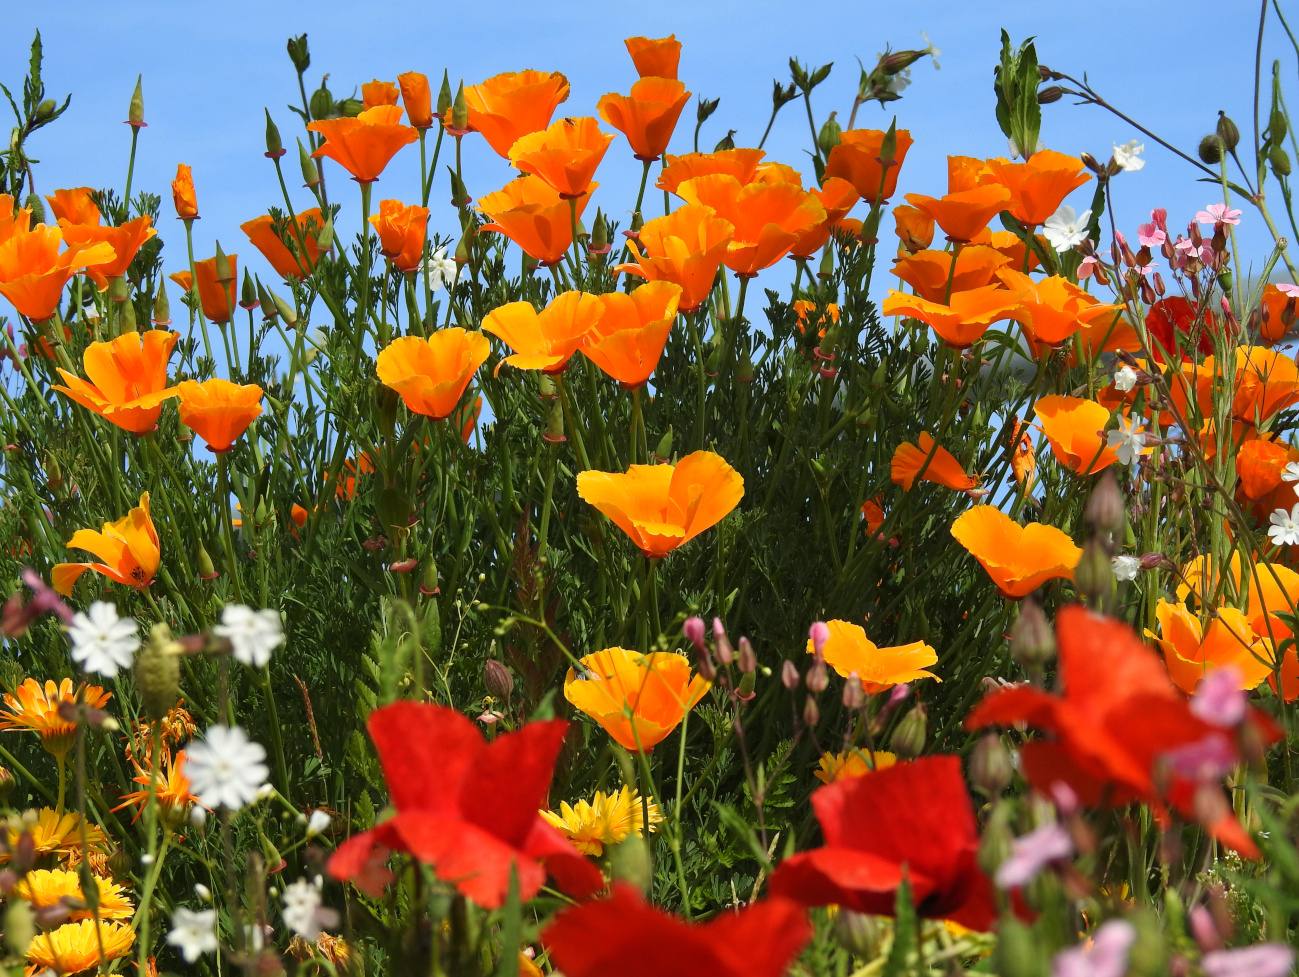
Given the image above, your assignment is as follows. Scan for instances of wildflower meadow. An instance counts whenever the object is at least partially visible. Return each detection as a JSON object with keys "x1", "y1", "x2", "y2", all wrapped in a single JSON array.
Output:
[{"x1": 1, "y1": 10, "x2": 1299, "y2": 977}]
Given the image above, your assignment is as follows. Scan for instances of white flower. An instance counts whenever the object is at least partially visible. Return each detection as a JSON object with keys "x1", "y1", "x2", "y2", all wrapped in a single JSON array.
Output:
[
  {"x1": 1007, "y1": 136, "x2": 1046, "y2": 160},
  {"x1": 1112, "y1": 140, "x2": 1146, "y2": 172},
  {"x1": 185, "y1": 726, "x2": 269, "y2": 810},
  {"x1": 1106, "y1": 415, "x2": 1147, "y2": 467},
  {"x1": 884, "y1": 68, "x2": 911, "y2": 94},
  {"x1": 194, "y1": 883, "x2": 212, "y2": 902},
  {"x1": 1269, "y1": 504, "x2": 1299, "y2": 547},
  {"x1": 213, "y1": 604, "x2": 284, "y2": 668},
  {"x1": 1282, "y1": 461, "x2": 1299, "y2": 484},
  {"x1": 920, "y1": 30, "x2": 941, "y2": 69},
  {"x1": 67, "y1": 602, "x2": 139, "y2": 677},
  {"x1": 256, "y1": 782, "x2": 276, "y2": 802},
  {"x1": 423, "y1": 248, "x2": 459, "y2": 294},
  {"x1": 306, "y1": 809, "x2": 332, "y2": 838},
  {"x1": 282, "y1": 877, "x2": 334, "y2": 940},
  {"x1": 167, "y1": 907, "x2": 218, "y2": 963},
  {"x1": 1113, "y1": 364, "x2": 1138, "y2": 393},
  {"x1": 1112, "y1": 555, "x2": 1140, "y2": 582},
  {"x1": 190, "y1": 806, "x2": 207, "y2": 829},
  {"x1": 1042, "y1": 205, "x2": 1092, "y2": 253}
]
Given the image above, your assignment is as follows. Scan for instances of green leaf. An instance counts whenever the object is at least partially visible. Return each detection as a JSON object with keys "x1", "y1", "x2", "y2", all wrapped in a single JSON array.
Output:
[
  {"x1": 880, "y1": 873, "x2": 915, "y2": 977},
  {"x1": 494, "y1": 866, "x2": 521, "y2": 977}
]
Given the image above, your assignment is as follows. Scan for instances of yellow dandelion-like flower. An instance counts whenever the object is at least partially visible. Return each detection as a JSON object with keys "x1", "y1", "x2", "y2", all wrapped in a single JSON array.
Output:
[
  {"x1": 14, "y1": 868, "x2": 134, "y2": 920},
  {"x1": 2, "y1": 808, "x2": 107, "y2": 861},
  {"x1": 0, "y1": 678, "x2": 112, "y2": 758},
  {"x1": 26, "y1": 918, "x2": 135, "y2": 974},
  {"x1": 540, "y1": 786, "x2": 661, "y2": 856},
  {"x1": 813, "y1": 749, "x2": 897, "y2": 784}
]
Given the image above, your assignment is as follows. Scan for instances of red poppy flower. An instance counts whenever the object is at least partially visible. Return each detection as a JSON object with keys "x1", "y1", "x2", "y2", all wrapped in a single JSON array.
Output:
[
  {"x1": 542, "y1": 882, "x2": 811, "y2": 977},
  {"x1": 327, "y1": 702, "x2": 603, "y2": 908},
  {"x1": 1145, "y1": 296, "x2": 1216, "y2": 363}
]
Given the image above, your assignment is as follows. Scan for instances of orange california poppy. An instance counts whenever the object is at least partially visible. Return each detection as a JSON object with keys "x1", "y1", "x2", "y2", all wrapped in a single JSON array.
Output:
[
  {"x1": 564, "y1": 647, "x2": 709, "y2": 752},
  {"x1": 880, "y1": 284, "x2": 1022, "y2": 348},
  {"x1": 577, "y1": 450, "x2": 744, "y2": 558},
  {"x1": 397, "y1": 72, "x2": 434, "y2": 129},
  {"x1": 1147, "y1": 600, "x2": 1274, "y2": 696},
  {"x1": 329, "y1": 453, "x2": 375, "y2": 501},
  {"x1": 1170, "y1": 347, "x2": 1299, "y2": 427},
  {"x1": 891, "y1": 245, "x2": 1010, "y2": 303},
  {"x1": 968, "y1": 226, "x2": 1042, "y2": 273},
  {"x1": 169, "y1": 253, "x2": 237, "y2": 323},
  {"x1": 806, "y1": 620, "x2": 939, "y2": 694},
  {"x1": 677, "y1": 175, "x2": 825, "y2": 276},
  {"x1": 1259, "y1": 283, "x2": 1297, "y2": 344},
  {"x1": 893, "y1": 204, "x2": 934, "y2": 253},
  {"x1": 1011, "y1": 425, "x2": 1037, "y2": 487},
  {"x1": 890, "y1": 432, "x2": 978, "y2": 493},
  {"x1": 52, "y1": 330, "x2": 180, "y2": 434},
  {"x1": 508, "y1": 117, "x2": 614, "y2": 198},
  {"x1": 950, "y1": 506, "x2": 1081, "y2": 599},
  {"x1": 794, "y1": 300, "x2": 839, "y2": 338},
  {"x1": 1033, "y1": 395, "x2": 1119, "y2": 474},
  {"x1": 1176, "y1": 553, "x2": 1299, "y2": 647},
  {"x1": 752, "y1": 161, "x2": 803, "y2": 187},
  {"x1": 362, "y1": 79, "x2": 400, "y2": 110},
  {"x1": 376, "y1": 328, "x2": 490, "y2": 420},
  {"x1": 481, "y1": 290, "x2": 604, "y2": 374},
  {"x1": 176, "y1": 378, "x2": 264, "y2": 453},
  {"x1": 460, "y1": 70, "x2": 571, "y2": 158},
  {"x1": 0, "y1": 195, "x2": 31, "y2": 247},
  {"x1": 790, "y1": 178, "x2": 860, "y2": 259},
  {"x1": 241, "y1": 208, "x2": 327, "y2": 280},
  {"x1": 823, "y1": 128, "x2": 914, "y2": 203},
  {"x1": 1237, "y1": 438, "x2": 1293, "y2": 500},
  {"x1": 981, "y1": 151, "x2": 1090, "y2": 226},
  {"x1": 368, "y1": 199, "x2": 429, "y2": 273},
  {"x1": 583, "y1": 281, "x2": 683, "y2": 386},
  {"x1": 1070, "y1": 305, "x2": 1143, "y2": 363},
  {"x1": 947, "y1": 155, "x2": 989, "y2": 193},
  {"x1": 657, "y1": 148, "x2": 766, "y2": 195},
  {"x1": 308, "y1": 105, "x2": 418, "y2": 183},
  {"x1": 172, "y1": 163, "x2": 198, "y2": 219},
  {"x1": 598, "y1": 78, "x2": 692, "y2": 161},
  {"x1": 624, "y1": 35, "x2": 682, "y2": 80},
  {"x1": 905, "y1": 185, "x2": 1013, "y2": 244},
  {"x1": 456, "y1": 392, "x2": 483, "y2": 444},
  {"x1": 60, "y1": 216, "x2": 156, "y2": 288},
  {"x1": 814, "y1": 748, "x2": 898, "y2": 783},
  {"x1": 0, "y1": 224, "x2": 115, "y2": 321},
  {"x1": 614, "y1": 204, "x2": 733, "y2": 313},
  {"x1": 861, "y1": 496, "x2": 886, "y2": 535},
  {"x1": 52, "y1": 493, "x2": 160, "y2": 596},
  {"x1": 478, "y1": 175, "x2": 595, "y2": 267},
  {"x1": 997, "y1": 268, "x2": 1119, "y2": 347},
  {"x1": 45, "y1": 188, "x2": 100, "y2": 226}
]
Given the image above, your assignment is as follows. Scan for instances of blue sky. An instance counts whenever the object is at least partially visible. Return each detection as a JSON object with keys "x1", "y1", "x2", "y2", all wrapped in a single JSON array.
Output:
[{"x1": 2, "y1": 1, "x2": 1290, "y2": 299}]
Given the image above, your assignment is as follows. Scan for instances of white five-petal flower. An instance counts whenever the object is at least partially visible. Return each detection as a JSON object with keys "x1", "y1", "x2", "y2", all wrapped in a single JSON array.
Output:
[
  {"x1": 67, "y1": 602, "x2": 140, "y2": 677},
  {"x1": 1113, "y1": 364, "x2": 1139, "y2": 393},
  {"x1": 214, "y1": 604, "x2": 284, "y2": 668},
  {"x1": 185, "y1": 725, "x2": 269, "y2": 811},
  {"x1": 282, "y1": 876, "x2": 332, "y2": 940},
  {"x1": 1106, "y1": 415, "x2": 1147, "y2": 467},
  {"x1": 1282, "y1": 461, "x2": 1299, "y2": 484},
  {"x1": 1042, "y1": 205, "x2": 1092, "y2": 253},
  {"x1": 167, "y1": 907, "x2": 219, "y2": 963},
  {"x1": 1112, "y1": 140, "x2": 1146, "y2": 172},
  {"x1": 1269, "y1": 505, "x2": 1299, "y2": 547},
  {"x1": 1112, "y1": 555, "x2": 1140, "y2": 582}
]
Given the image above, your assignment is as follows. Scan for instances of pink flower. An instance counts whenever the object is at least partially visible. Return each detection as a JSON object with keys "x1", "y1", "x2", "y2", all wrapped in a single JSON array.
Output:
[
  {"x1": 1078, "y1": 251, "x2": 1110, "y2": 279},
  {"x1": 1165, "y1": 733, "x2": 1238, "y2": 782},
  {"x1": 1191, "y1": 666, "x2": 1247, "y2": 727},
  {"x1": 1196, "y1": 202, "x2": 1242, "y2": 226},
  {"x1": 683, "y1": 616, "x2": 705, "y2": 650},
  {"x1": 809, "y1": 621, "x2": 830, "y2": 657},
  {"x1": 1150, "y1": 207, "x2": 1168, "y2": 231},
  {"x1": 994, "y1": 822, "x2": 1073, "y2": 889},
  {"x1": 1202, "y1": 944, "x2": 1296, "y2": 977},
  {"x1": 1137, "y1": 222, "x2": 1166, "y2": 247},
  {"x1": 1276, "y1": 283, "x2": 1299, "y2": 298},
  {"x1": 1052, "y1": 920, "x2": 1137, "y2": 977}
]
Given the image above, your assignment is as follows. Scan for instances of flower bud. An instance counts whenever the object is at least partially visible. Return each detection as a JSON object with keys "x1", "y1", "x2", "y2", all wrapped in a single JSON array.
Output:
[
  {"x1": 808, "y1": 621, "x2": 830, "y2": 657},
  {"x1": 589, "y1": 209, "x2": 609, "y2": 253},
  {"x1": 1074, "y1": 537, "x2": 1116, "y2": 605},
  {"x1": 542, "y1": 399, "x2": 566, "y2": 443},
  {"x1": 214, "y1": 242, "x2": 234, "y2": 284},
  {"x1": 260, "y1": 833, "x2": 283, "y2": 871},
  {"x1": 420, "y1": 561, "x2": 440, "y2": 596},
  {"x1": 736, "y1": 670, "x2": 756, "y2": 699},
  {"x1": 608, "y1": 836, "x2": 651, "y2": 894},
  {"x1": 889, "y1": 702, "x2": 927, "y2": 759},
  {"x1": 451, "y1": 82, "x2": 469, "y2": 132},
  {"x1": 683, "y1": 616, "x2": 705, "y2": 650},
  {"x1": 833, "y1": 909, "x2": 881, "y2": 958},
  {"x1": 1010, "y1": 600, "x2": 1055, "y2": 676},
  {"x1": 1085, "y1": 470, "x2": 1125, "y2": 535},
  {"x1": 286, "y1": 34, "x2": 311, "y2": 76},
  {"x1": 781, "y1": 660, "x2": 799, "y2": 689},
  {"x1": 298, "y1": 139, "x2": 320, "y2": 187},
  {"x1": 239, "y1": 269, "x2": 259, "y2": 310},
  {"x1": 483, "y1": 659, "x2": 514, "y2": 699},
  {"x1": 696, "y1": 96, "x2": 720, "y2": 125},
  {"x1": 1198, "y1": 134, "x2": 1224, "y2": 165},
  {"x1": 1036, "y1": 85, "x2": 1063, "y2": 104},
  {"x1": 1216, "y1": 111, "x2": 1240, "y2": 152},
  {"x1": 151, "y1": 279, "x2": 171, "y2": 326},
  {"x1": 109, "y1": 276, "x2": 130, "y2": 304},
  {"x1": 271, "y1": 289, "x2": 298, "y2": 326},
  {"x1": 120, "y1": 298, "x2": 137, "y2": 333},
  {"x1": 712, "y1": 618, "x2": 734, "y2": 665},
  {"x1": 992, "y1": 917, "x2": 1043, "y2": 977},
  {"x1": 436, "y1": 70, "x2": 453, "y2": 120},
  {"x1": 802, "y1": 694, "x2": 820, "y2": 727},
  {"x1": 970, "y1": 733, "x2": 1014, "y2": 795},
  {"x1": 448, "y1": 168, "x2": 471, "y2": 209},
  {"x1": 127, "y1": 75, "x2": 145, "y2": 127},
  {"x1": 713, "y1": 129, "x2": 736, "y2": 152},
  {"x1": 197, "y1": 544, "x2": 218, "y2": 581},
  {"x1": 23, "y1": 192, "x2": 44, "y2": 225},
  {"x1": 135, "y1": 622, "x2": 181, "y2": 722},
  {"x1": 264, "y1": 109, "x2": 284, "y2": 158},
  {"x1": 1271, "y1": 145, "x2": 1292, "y2": 177},
  {"x1": 307, "y1": 84, "x2": 335, "y2": 121},
  {"x1": 654, "y1": 426, "x2": 673, "y2": 463},
  {"x1": 817, "y1": 111, "x2": 841, "y2": 157},
  {"x1": 107, "y1": 848, "x2": 132, "y2": 880},
  {"x1": 337, "y1": 97, "x2": 363, "y2": 118},
  {"x1": 5, "y1": 899, "x2": 33, "y2": 956},
  {"x1": 806, "y1": 656, "x2": 828, "y2": 694},
  {"x1": 0, "y1": 768, "x2": 14, "y2": 801},
  {"x1": 737, "y1": 637, "x2": 757, "y2": 674},
  {"x1": 842, "y1": 672, "x2": 864, "y2": 710}
]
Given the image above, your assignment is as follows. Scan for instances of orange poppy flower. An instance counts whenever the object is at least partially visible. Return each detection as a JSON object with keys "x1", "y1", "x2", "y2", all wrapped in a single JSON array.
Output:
[
  {"x1": 368, "y1": 199, "x2": 429, "y2": 273},
  {"x1": 981, "y1": 151, "x2": 1090, "y2": 226},
  {"x1": 950, "y1": 506, "x2": 1081, "y2": 599},
  {"x1": 460, "y1": 70, "x2": 571, "y2": 158},
  {"x1": 291, "y1": 504, "x2": 309, "y2": 528},
  {"x1": 508, "y1": 117, "x2": 614, "y2": 198},
  {"x1": 362, "y1": 79, "x2": 399, "y2": 109},
  {"x1": 564, "y1": 647, "x2": 709, "y2": 752},
  {"x1": 1259, "y1": 283, "x2": 1298, "y2": 344},
  {"x1": 481, "y1": 290, "x2": 604, "y2": 374},
  {"x1": 814, "y1": 748, "x2": 897, "y2": 783},
  {"x1": 790, "y1": 177, "x2": 860, "y2": 259},
  {"x1": 677, "y1": 175, "x2": 825, "y2": 276},
  {"x1": 890, "y1": 432, "x2": 978, "y2": 492},
  {"x1": 891, "y1": 245, "x2": 1010, "y2": 303},
  {"x1": 947, "y1": 155, "x2": 989, "y2": 193},
  {"x1": 478, "y1": 175, "x2": 595, "y2": 267},
  {"x1": 329, "y1": 453, "x2": 375, "y2": 501},
  {"x1": 624, "y1": 35, "x2": 681, "y2": 80},
  {"x1": 171, "y1": 163, "x2": 198, "y2": 219},
  {"x1": 905, "y1": 184, "x2": 1012, "y2": 243},
  {"x1": 997, "y1": 268, "x2": 1118, "y2": 347},
  {"x1": 1148, "y1": 600, "x2": 1274, "y2": 696},
  {"x1": 308, "y1": 105, "x2": 418, "y2": 183},
  {"x1": 455, "y1": 392, "x2": 483, "y2": 444},
  {"x1": 169, "y1": 252, "x2": 237, "y2": 323},
  {"x1": 52, "y1": 330, "x2": 179, "y2": 434},
  {"x1": 0, "y1": 224, "x2": 115, "y2": 321},
  {"x1": 52, "y1": 493, "x2": 160, "y2": 596},
  {"x1": 375, "y1": 328, "x2": 490, "y2": 420},
  {"x1": 1170, "y1": 347, "x2": 1299, "y2": 426},
  {"x1": 1178, "y1": 553, "x2": 1299, "y2": 646},
  {"x1": 806, "y1": 620, "x2": 939, "y2": 693},
  {"x1": 1070, "y1": 305, "x2": 1142, "y2": 362},
  {"x1": 241, "y1": 208, "x2": 327, "y2": 280},
  {"x1": 614, "y1": 204, "x2": 733, "y2": 313},
  {"x1": 1011, "y1": 425, "x2": 1036, "y2": 487},
  {"x1": 397, "y1": 71, "x2": 434, "y2": 128},
  {"x1": 1033, "y1": 395, "x2": 1119, "y2": 474},
  {"x1": 657, "y1": 148, "x2": 766, "y2": 195},
  {"x1": 1, "y1": 679, "x2": 112, "y2": 758},
  {"x1": 861, "y1": 496, "x2": 886, "y2": 534},
  {"x1": 176, "y1": 378, "x2": 264, "y2": 453},
  {"x1": 0, "y1": 195, "x2": 30, "y2": 247},
  {"x1": 968, "y1": 226, "x2": 1041, "y2": 272},
  {"x1": 1237, "y1": 438, "x2": 1293, "y2": 500},
  {"x1": 598, "y1": 78, "x2": 692, "y2": 161},
  {"x1": 583, "y1": 281, "x2": 683, "y2": 386},
  {"x1": 577, "y1": 450, "x2": 744, "y2": 558},
  {"x1": 823, "y1": 128, "x2": 914, "y2": 203},
  {"x1": 794, "y1": 301, "x2": 839, "y2": 338},
  {"x1": 880, "y1": 284, "x2": 1022, "y2": 348},
  {"x1": 45, "y1": 188, "x2": 101, "y2": 226},
  {"x1": 752, "y1": 161, "x2": 803, "y2": 187},
  {"x1": 60, "y1": 216, "x2": 156, "y2": 289},
  {"x1": 893, "y1": 204, "x2": 934, "y2": 252}
]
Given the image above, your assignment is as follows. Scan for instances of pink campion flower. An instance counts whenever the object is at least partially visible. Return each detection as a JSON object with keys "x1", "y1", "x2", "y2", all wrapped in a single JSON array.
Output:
[
  {"x1": 1050, "y1": 780, "x2": 1080, "y2": 816},
  {"x1": 1189, "y1": 905, "x2": 1223, "y2": 953},
  {"x1": 1137, "y1": 222, "x2": 1166, "y2": 247},
  {"x1": 994, "y1": 822, "x2": 1073, "y2": 889},
  {"x1": 1052, "y1": 920, "x2": 1137, "y2": 977},
  {"x1": 1276, "y1": 283, "x2": 1299, "y2": 298},
  {"x1": 1165, "y1": 732, "x2": 1238, "y2": 782},
  {"x1": 1150, "y1": 207, "x2": 1168, "y2": 231},
  {"x1": 1196, "y1": 202, "x2": 1242, "y2": 226},
  {"x1": 1191, "y1": 666, "x2": 1247, "y2": 727},
  {"x1": 1077, "y1": 250, "x2": 1110, "y2": 279},
  {"x1": 809, "y1": 621, "x2": 830, "y2": 657},
  {"x1": 1202, "y1": 944, "x2": 1297, "y2": 977},
  {"x1": 683, "y1": 616, "x2": 705, "y2": 651}
]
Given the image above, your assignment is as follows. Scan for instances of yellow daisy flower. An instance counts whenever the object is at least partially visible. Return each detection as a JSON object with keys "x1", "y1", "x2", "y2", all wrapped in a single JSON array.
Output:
[
  {"x1": 814, "y1": 748, "x2": 898, "y2": 784},
  {"x1": 14, "y1": 868, "x2": 134, "y2": 920},
  {"x1": 2, "y1": 808, "x2": 108, "y2": 861},
  {"x1": 27, "y1": 918, "x2": 135, "y2": 974},
  {"x1": 541, "y1": 786, "x2": 662, "y2": 856}
]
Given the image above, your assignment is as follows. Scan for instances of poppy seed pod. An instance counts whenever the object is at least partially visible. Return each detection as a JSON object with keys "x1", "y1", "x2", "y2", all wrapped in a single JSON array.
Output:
[
  {"x1": 969, "y1": 732, "x2": 1014, "y2": 795},
  {"x1": 832, "y1": 909, "x2": 881, "y2": 959},
  {"x1": 1085, "y1": 470, "x2": 1126, "y2": 535},
  {"x1": 135, "y1": 622, "x2": 180, "y2": 722},
  {"x1": 1010, "y1": 599, "x2": 1055, "y2": 675},
  {"x1": 889, "y1": 702, "x2": 926, "y2": 758},
  {"x1": 286, "y1": 34, "x2": 310, "y2": 75},
  {"x1": 483, "y1": 659, "x2": 514, "y2": 699},
  {"x1": 1198, "y1": 134, "x2": 1224, "y2": 165},
  {"x1": 309, "y1": 83, "x2": 334, "y2": 123},
  {"x1": 1216, "y1": 111, "x2": 1240, "y2": 152}
]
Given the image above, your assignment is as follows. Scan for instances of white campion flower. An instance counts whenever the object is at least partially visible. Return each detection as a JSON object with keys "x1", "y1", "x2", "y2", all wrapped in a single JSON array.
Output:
[
  {"x1": 424, "y1": 247, "x2": 459, "y2": 294},
  {"x1": 167, "y1": 907, "x2": 219, "y2": 963},
  {"x1": 1007, "y1": 136, "x2": 1045, "y2": 160},
  {"x1": 213, "y1": 604, "x2": 284, "y2": 668},
  {"x1": 1282, "y1": 461, "x2": 1299, "y2": 484},
  {"x1": 1106, "y1": 415, "x2": 1147, "y2": 467},
  {"x1": 1042, "y1": 205, "x2": 1092, "y2": 253},
  {"x1": 1269, "y1": 504, "x2": 1299, "y2": 547},
  {"x1": 1113, "y1": 364, "x2": 1139, "y2": 393},
  {"x1": 194, "y1": 883, "x2": 212, "y2": 902},
  {"x1": 1112, "y1": 555, "x2": 1140, "y2": 582},
  {"x1": 282, "y1": 876, "x2": 338, "y2": 941},
  {"x1": 1112, "y1": 140, "x2": 1146, "y2": 172},
  {"x1": 306, "y1": 809, "x2": 333, "y2": 838},
  {"x1": 67, "y1": 602, "x2": 140, "y2": 677},
  {"x1": 185, "y1": 726, "x2": 269, "y2": 811}
]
